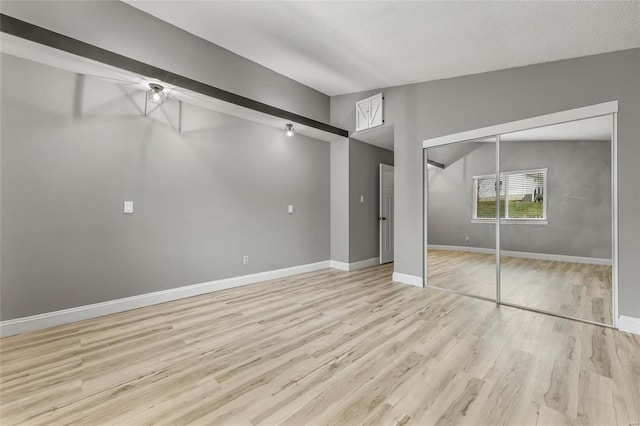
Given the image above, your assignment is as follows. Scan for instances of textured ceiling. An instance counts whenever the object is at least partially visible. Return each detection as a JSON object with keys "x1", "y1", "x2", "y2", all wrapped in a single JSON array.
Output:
[{"x1": 125, "y1": 1, "x2": 640, "y2": 96}]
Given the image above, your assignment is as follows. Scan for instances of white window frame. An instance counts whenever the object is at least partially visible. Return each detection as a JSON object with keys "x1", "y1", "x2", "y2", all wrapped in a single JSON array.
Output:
[{"x1": 472, "y1": 168, "x2": 548, "y2": 224}]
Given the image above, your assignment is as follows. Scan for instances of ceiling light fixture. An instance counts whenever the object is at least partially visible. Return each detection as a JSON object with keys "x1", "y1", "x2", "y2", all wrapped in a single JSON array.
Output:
[
  {"x1": 147, "y1": 83, "x2": 165, "y2": 104},
  {"x1": 285, "y1": 123, "x2": 294, "y2": 137}
]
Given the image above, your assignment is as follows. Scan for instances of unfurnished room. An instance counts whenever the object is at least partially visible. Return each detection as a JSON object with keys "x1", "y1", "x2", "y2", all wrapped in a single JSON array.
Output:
[{"x1": 0, "y1": 1, "x2": 639, "y2": 425}]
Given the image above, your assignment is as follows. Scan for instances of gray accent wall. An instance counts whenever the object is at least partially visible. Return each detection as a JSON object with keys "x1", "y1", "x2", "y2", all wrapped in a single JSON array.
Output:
[
  {"x1": 427, "y1": 140, "x2": 612, "y2": 259},
  {"x1": 331, "y1": 48, "x2": 640, "y2": 318},
  {"x1": 349, "y1": 139, "x2": 393, "y2": 262},
  {"x1": 0, "y1": 0, "x2": 330, "y2": 123},
  {"x1": 1, "y1": 55, "x2": 330, "y2": 320}
]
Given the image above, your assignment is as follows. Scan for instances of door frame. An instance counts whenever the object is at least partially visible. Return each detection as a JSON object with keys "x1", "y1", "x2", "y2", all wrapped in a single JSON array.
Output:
[{"x1": 422, "y1": 101, "x2": 619, "y2": 329}]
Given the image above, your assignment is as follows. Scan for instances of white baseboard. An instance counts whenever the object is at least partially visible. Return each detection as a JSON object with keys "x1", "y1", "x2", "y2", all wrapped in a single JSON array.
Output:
[
  {"x1": 329, "y1": 260, "x2": 350, "y2": 271},
  {"x1": 392, "y1": 272, "x2": 423, "y2": 287},
  {"x1": 329, "y1": 257, "x2": 379, "y2": 271},
  {"x1": 0, "y1": 261, "x2": 331, "y2": 338},
  {"x1": 348, "y1": 257, "x2": 380, "y2": 271},
  {"x1": 428, "y1": 245, "x2": 612, "y2": 266},
  {"x1": 619, "y1": 315, "x2": 640, "y2": 335}
]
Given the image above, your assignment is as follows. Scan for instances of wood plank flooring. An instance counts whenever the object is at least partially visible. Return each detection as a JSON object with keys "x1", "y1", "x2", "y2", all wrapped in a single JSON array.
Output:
[
  {"x1": 427, "y1": 249, "x2": 613, "y2": 324},
  {"x1": 1, "y1": 264, "x2": 639, "y2": 425}
]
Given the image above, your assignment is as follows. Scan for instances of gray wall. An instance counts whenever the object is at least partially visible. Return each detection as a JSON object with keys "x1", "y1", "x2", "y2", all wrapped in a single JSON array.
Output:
[
  {"x1": 331, "y1": 48, "x2": 640, "y2": 318},
  {"x1": 427, "y1": 140, "x2": 612, "y2": 259},
  {"x1": 330, "y1": 138, "x2": 349, "y2": 263},
  {"x1": 1, "y1": 54, "x2": 330, "y2": 320},
  {"x1": 0, "y1": 0, "x2": 330, "y2": 123},
  {"x1": 427, "y1": 142, "x2": 496, "y2": 252},
  {"x1": 349, "y1": 139, "x2": 393, "y2": 262}
]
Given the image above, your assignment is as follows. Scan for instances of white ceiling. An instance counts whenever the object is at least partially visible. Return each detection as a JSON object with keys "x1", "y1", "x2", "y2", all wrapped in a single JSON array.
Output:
[
  {"x1": 472, "y1": 115, "x2": 612, "y2": 142},
  {"x1": 125, "y1": 1, "x2": 640, "y2": 96},
  {"x1": 0, "y1": 33, "x2": 344, "y2": 143},
  {"x1": 502, "y1": 115, "x2": 611, "y2": 142},
  {"x1": 428, "y1": 115, "x2": 611, "y2": 167},
  {"x1": 351, "y1": 124, "x2": 395, "y2": 151}
]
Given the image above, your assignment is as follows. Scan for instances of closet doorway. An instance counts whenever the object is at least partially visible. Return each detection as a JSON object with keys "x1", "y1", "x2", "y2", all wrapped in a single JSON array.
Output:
[{"x1": 423, "y1": 102, "x2": 618, "y2": 327}]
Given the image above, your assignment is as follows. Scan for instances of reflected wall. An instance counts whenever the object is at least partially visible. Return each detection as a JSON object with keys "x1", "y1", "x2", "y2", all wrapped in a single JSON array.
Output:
[{"x1": 426, "y1": 139, "x2": 496, "y2": 300}]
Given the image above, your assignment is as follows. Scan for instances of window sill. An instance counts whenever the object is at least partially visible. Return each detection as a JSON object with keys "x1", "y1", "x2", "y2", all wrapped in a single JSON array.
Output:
[{"x1": 471, "y1": 219, "x2": 549, "y2": 225}]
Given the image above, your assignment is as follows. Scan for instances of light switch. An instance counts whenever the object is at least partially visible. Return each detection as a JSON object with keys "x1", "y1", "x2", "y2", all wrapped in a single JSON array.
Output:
[
  {"x1": 288, "y1": 204, "x2": 294, "y2": 214},
  {"x1": 360, "y1": 195, "x2": 365, "y2": 203},
  {"x1": 124, "y1": 201, "x2": 134, "y2": 214}
]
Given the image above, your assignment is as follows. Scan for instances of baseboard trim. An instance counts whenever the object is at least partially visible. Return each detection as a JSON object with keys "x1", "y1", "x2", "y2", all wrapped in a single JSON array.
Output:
[
  {"x1": 428, "y1": 245, "x2": 612, "y2": 266},
  {"x1": 392, "y1": 272, "x2": 423, "y2": 287},
  {"x1": 619, "y1": 315, "x2": 640, "y2": 335},
  {"x1": 329, "y1": 260, "x2": 350, "y2": 271},
  {"x1": 0, "y1": 260, "x2": 331, "y2": 338},
  {"x1": 347, "y1": 257, "x2": 380, "y2": 271},
  {"x1": 329, "y1": 257, "x2": 379, "y2": 272}
]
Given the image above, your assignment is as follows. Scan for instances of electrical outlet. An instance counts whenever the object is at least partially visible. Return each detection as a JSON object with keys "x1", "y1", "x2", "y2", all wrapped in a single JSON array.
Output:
[
  {"x1": 243, "y1": 256, "x2": 249, "y2": 265},
  {"x1": 464, "y1": 236, "x2": 470, "y2": 242}
]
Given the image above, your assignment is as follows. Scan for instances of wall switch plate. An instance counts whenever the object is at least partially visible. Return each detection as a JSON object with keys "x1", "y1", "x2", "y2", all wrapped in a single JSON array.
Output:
[
  {"x1": 243, "y1": 256, "x2": 249, "y2": 265},
  {"x1": 288, "y1": 204, "x2": 294, "y2": 214},
  {"x1": 124, "y1": 201, "x2": 134, "y2": 214},
  {"x1": 360, "y1": 195, "x2": 365, "y2": 203}
]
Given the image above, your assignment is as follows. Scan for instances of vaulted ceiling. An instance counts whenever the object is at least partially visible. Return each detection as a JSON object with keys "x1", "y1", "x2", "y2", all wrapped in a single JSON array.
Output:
[{"x1": 125, "y1": 1, "x2": 640, "y2": 96}]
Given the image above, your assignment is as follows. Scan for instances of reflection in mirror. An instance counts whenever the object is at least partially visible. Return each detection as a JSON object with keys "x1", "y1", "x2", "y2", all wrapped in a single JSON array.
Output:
[
  {"x1": 426, "y1": 138, "x2": 497, "y2": 300},
  {"x1": 499, "y1": 115, "x2": 613, "y2": 324}
]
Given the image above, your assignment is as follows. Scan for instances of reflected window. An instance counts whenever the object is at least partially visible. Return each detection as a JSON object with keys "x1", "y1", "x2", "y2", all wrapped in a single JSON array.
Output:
[{"x1": 473, "y1": 168, "x2": 547, "y2": 221}]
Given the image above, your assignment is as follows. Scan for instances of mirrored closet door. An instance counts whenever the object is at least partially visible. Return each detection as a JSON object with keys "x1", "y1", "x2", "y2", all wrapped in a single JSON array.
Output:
[
  {"x1": 499, "y1": 116, "x2": 613, "y2": 324},
  {"x1": 425, "y1": 138, "x2": 497, "y2": 301},
  {"x1": 424, "y1": 111, "x2": 615, "y2": 327}
]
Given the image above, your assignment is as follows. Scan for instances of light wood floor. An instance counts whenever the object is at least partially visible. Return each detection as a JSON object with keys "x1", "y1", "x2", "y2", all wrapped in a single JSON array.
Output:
[
  {"x1": 427, "y1": 249, "x2": 613, "y2": 324},
  {"x1": 1, "y1": 264, "x2": 638, "y2": 425}
]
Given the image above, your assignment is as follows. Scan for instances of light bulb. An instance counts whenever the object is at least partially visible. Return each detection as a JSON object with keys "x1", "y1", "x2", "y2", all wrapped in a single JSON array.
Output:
[
  {"x1": 285, "y1": 123, "x2": 294, "y2": 137},
  {"x1": 147, "y1": 83, "x2": 165, "y2": 105}
]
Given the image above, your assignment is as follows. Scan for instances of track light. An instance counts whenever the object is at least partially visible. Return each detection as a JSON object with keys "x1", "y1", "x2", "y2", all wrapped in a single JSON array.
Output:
[
  {"x1": 285, "y1": 123, "x2": 294, "y2": 137},
  {"x1": 147, "y1": 83, "x2": 165, "y2": 104}
]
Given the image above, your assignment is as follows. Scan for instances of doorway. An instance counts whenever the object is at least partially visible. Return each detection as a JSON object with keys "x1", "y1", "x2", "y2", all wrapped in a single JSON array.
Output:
[
  {"x1": 423, "y1": 102, "x2": 618, "y2": 327},
  {"x1": 380, "y1": 163, "x2": 394, "y2": 264}
]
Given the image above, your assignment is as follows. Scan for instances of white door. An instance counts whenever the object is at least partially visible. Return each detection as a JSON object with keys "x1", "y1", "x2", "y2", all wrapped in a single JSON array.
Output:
[
  {"x1": 355, "y1": 98, "x2": 369, "y2": 132},
  {"x1": 368, "y1": 93, "x2": 383, "y2": 128},
  {"x1": 379, "y1": 164, "x2": 394, "y2": 264}
]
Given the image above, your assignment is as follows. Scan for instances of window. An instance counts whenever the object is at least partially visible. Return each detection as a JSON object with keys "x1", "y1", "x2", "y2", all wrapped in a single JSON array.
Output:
[{"x1": 473, "y1": 169, "x2": 547, "y2": 223}]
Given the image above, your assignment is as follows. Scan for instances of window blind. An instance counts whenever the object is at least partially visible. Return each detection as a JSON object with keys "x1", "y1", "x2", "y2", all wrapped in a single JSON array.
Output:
[
  {"x1": 473, "y1": 169, "x2": 546, "y2": 220},
  {"x1": 505, "y1": 171, "x2": 545, "y2": 219}
]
